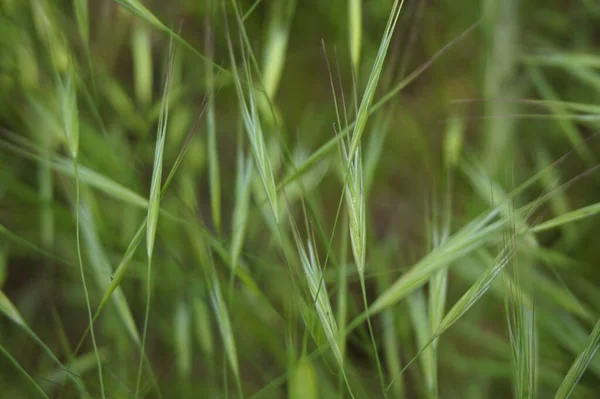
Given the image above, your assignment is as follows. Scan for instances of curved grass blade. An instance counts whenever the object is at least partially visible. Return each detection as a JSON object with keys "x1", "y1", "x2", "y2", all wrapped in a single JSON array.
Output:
[
  {"x1": 79, "y1": 195, "x2": 140, "y2": 343},
  {"x1": 0, "y1": 134, "x2": 148, "y2": 208},
  {"x1": 0, "y1": 290, "x2": 88, "y2": 395},
  {"x1": 56, "y1": 61, "x2": 106, "y2": 398},
  {"x1": 205, "y1": 4, "x2": 222, "y2": 234},
  {"x1": 554, "y1": 317, "x2": 600, "y2": 398},
  {"x1": 0, "y1": 224, "x2": 69, "y2": 265},
  {"x1": 531, "y1": 202, "x2": 600, "y2": 233}
]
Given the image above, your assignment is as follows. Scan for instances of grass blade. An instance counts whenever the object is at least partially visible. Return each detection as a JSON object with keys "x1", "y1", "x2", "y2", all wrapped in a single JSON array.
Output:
[
  {"x1": 79, "y1": 194, "x2": 140, "y2": 343},
  {"x1": 554, "y1": 318, "x2": 600, "y2": 399},
  {"x1": 56, "y1": 61, "x2": 106, "y2": 398},
  {"x1": 205, "y1": 4, "x2": 222, "y2": 234},
  {"x1": 0, "y1": 344, "x2": 50, "y2": 399},
  {"x1": 262, "y1": 0, "x2": 296, "y2": 101},
  {"x1": 230, "y1": 137, "x2": 253, "y2": 269},
  {"x1": 348, "y1": 0, "x2": 404, "y2": 159},
  {"x1": 0, "y1": 290, "x2": 88, "y2": 395},
  {"x1": 224, "y1": 11, "x2": 279, "y2": 224},
  {"x1": 134, "y1": 40, "x2": 175, "y2": 398},
  {"x1": 206, "y1": 253, "x2": 242, "y2": 396},
  {"x1": 348, "y1": 0, "x2": 362, "y2": 72}
]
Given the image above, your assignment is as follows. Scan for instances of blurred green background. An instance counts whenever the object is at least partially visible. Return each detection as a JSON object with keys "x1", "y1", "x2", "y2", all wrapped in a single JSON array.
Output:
[{"x1": 2, "y1": 0, "x2": 600, "y2": 398}]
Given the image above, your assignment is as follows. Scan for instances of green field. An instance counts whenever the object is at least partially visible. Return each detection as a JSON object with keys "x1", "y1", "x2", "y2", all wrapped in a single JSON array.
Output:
[{"x1": 2, "y1": 0, "x2": 600, "y2": 398}]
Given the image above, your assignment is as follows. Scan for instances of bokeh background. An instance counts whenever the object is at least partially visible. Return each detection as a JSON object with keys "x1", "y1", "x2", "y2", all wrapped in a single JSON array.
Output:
[{"x1": 2, "y1": 0, "x2": 600, "y2": 398}]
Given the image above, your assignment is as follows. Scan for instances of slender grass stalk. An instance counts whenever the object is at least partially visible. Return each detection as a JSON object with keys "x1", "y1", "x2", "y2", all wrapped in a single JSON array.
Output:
[
  {"x1": 57, "y1": 66, "x2": 106, "y2": 399},
  {"x1": 205, "y1": 1, "x2": 222, "y2": 234},
  {"x1": 0, "y1": 243, "x2": 6, "y2": 287},
  {"x1": 230, "y1": 129, "x2": 253, "y2": 271},
  {"x1": 424, "y1": 117, "x2": 463, "y2": 396},
  {"x1": 0, "y1": 344, "x2": 50, "y2": 399},
  {"x1": 204, "y1": 250, "x2": 243, "y2": 397},
  {"x1": 73, "y1": 155, "x2": 106, "y2": 399},
  {"x1": 336, "y1": 214, "x2": 349, "y2": 359},
  {"x1": 377, "y1": 245, "x2": 406, "y2": 399},
  {"x1": 482, "y1": 0, "x2": 519, "y2": 175},
  {"x1": 324, "y1": 37, "x2": 387, "y2": 395},
  {"x1": 134, "y1": 41, "x2": 175, "y2": 399},
  {"x1": 38, "y1": 115, "x2": 54, "y2": 283},
  {"x1": 408, "y1": 288, "x2": 434, "y2": 393},
  {"x1": 243, "y1": 0, "x2": 264, "y2": 21},
  {"x1": 72, "y1": 0, "x2": 97, "y2": 96},
  {"x1": 0, "y1": 225, "x2": 69, "y2": 272},
  {"x1": 426, "y1": 215, "x2": 447, "y2": 396},
  {"x1": 554, "y1": 318, "x2": 600, "y2": 399},
  {"x1": 347, "y1": 0, "x2": 404, "y2": 160},
  {"x1": 348, "y1": 0, "x2": 362, "y2": 72},
  {"x1": 334, "y1": 213, "x2": 350, "y2": 395}
]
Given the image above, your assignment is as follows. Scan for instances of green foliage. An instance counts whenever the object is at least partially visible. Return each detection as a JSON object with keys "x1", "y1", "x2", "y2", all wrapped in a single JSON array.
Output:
[{"x1": 2, "y1": 1, "x2": 600, "y2": 398}]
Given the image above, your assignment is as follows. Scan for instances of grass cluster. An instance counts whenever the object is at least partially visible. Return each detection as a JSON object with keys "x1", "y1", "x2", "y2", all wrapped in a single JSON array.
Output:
[{"x1": 2, "y1": 0, "x2": 600, "y2": 398}]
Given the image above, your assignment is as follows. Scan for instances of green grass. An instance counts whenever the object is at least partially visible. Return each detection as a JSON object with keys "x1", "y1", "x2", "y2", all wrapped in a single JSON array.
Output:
[{"x1": 2, "y1": 1, "x2": 600, "y2": 398}]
